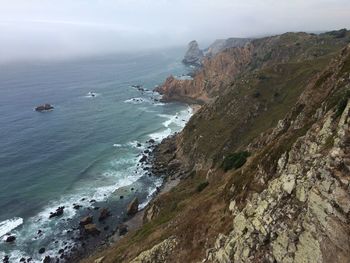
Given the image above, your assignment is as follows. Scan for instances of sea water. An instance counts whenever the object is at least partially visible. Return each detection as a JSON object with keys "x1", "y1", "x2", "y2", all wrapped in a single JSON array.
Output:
[{"x1": 0, "y1": 48, "x2": 191, "y2": 261}]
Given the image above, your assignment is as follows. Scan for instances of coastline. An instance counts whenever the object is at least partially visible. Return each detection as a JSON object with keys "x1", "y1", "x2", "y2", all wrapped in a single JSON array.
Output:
[{"x1": 78, "y1": 100, "x2": 199, "y2": 262}]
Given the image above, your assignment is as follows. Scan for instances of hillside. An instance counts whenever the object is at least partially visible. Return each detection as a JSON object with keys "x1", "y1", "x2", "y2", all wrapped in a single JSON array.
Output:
[{"x1": 82, "y1": 29, "x2": 350, "y2": 263}]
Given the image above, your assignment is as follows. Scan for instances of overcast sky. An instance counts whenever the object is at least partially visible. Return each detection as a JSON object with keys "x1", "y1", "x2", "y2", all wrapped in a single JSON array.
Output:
[{"x1": 0, "y1": 0, "x2": 349, "y2": 63}]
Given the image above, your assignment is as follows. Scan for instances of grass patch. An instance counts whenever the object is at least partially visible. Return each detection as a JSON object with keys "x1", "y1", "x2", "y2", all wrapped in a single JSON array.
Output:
[{"x1": 222, "y1": 151, "x2": 250, "y2": 172}]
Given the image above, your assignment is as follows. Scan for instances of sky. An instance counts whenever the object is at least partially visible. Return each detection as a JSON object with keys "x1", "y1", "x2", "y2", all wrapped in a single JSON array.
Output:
[{"x1": 0, "y1": 0, "x2": 349, "y2": 63}]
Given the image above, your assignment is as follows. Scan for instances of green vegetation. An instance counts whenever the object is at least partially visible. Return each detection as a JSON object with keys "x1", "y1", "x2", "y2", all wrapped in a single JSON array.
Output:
[
  {"x1": 222, "y1": 151, "x2": 250, "y2": 172},
  {"x1": 196, "y1": 181, "x2": 209, "y2": 192}
]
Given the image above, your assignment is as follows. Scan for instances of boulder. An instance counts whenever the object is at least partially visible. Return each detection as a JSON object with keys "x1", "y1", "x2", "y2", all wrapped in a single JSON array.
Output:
[
  {"x1": 79, "y1": 216, "x2": 93, "y2": 226},
  {"x1": 127, "y1": 197, "x2": 139, "y2": 216},
  {"x1": 73, "y1": 204, "x2": 82, "y2": 210},
  {"x1": 117, "y1": 224, "x2": 128, "y2": 236},
  {"x1": 43, "y1": 256, "x2": 51, "y2": 263},
  {"x1": 98, "y1": 208, "x2": 111, "y2": 221},
  {"x1": 38, "y1": 247, "x2": 45, "y2": 254},
  {"x1": 49, "y1": 206, "x2": 64, "y2": 219},
  {"x1": 84, "y1": 224, "x2": 100, "y2": 235},
  {"x1": 139, "y1": 155, "x2": 147, "y2": 163},
  {"x1": 35, "y1": 104, "x2": 54, "y2": 112},
  {"x1": 5, "y1": 235, "x2": 16, "y2": 243}
]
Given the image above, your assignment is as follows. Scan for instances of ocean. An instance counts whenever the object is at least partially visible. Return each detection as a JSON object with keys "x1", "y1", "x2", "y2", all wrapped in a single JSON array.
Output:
[{"x1": 0, "y1": 48, "x2": 191, "y2": 261}]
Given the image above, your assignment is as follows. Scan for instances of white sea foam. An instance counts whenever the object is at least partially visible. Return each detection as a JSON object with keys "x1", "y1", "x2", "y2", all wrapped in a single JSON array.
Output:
[
  {"x1": 113, "y1": 143, "x2": 122, "y2": 148},
  {"x1": 0, "y1": 217, "x2": 23, "y2": 237},
  {"x1": 124, "y1": 97, "x2": 145, "y2": 104},
  {"x1": 84, "y1": 92, "x2": 100, "y2": 98}
]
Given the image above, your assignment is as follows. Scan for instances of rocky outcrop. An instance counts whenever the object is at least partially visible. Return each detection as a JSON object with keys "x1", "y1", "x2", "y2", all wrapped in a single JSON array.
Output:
[
  {"x1": 35, "y1": 104, "x2": 54, "y2": 112},
  {"x1": 127, "y1": 198, "x2": 139, "y2": 216},
  {"x1": 182, "y1": 40, "x2": 204, "y2": 67},
  {"x1": 129, "y1": 237, "x2": 178, "y2": 263}
]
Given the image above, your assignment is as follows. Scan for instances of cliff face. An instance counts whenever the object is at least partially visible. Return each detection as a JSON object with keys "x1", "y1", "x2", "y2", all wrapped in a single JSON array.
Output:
[{"x1": 82, "y1": 30, "x2": 350, "y2": 263}]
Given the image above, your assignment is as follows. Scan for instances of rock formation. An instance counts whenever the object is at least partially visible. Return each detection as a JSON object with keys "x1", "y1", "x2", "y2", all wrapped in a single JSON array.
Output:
[{"x1": 182, "y1": 40, "x2": 204, "y2": 67}]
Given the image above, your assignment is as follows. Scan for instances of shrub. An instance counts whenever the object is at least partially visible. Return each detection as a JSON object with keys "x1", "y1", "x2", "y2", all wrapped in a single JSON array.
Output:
[
  {"x1": 196, "y1": 181, "x2": 209, "y2": 192},
  {"x1": 222, "y1": 151, "x2": 250, "y2": 172}
]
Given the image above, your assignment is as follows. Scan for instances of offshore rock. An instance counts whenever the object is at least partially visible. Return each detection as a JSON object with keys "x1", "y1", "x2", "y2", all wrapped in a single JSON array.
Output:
[{"x1": 182, "y1": 40, "x2": 204, "y2": 67}]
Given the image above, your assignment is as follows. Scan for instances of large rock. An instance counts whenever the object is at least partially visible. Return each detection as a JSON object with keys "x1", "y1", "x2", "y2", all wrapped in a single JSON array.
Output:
[
  {"x1": 5, "y1": 235, "x2": 16, "y2": 243},
  {"x1": 182, "y1": 40, "x2": 204, "y2": 67},
  {"x1": 49, "y1": 206, "x2": 64, "y2": 219},
  {"x1": 84, "y1": 224, "x2": 100, "y2": 235},
  {"x1": 79, "y1": 216, "x2": 93, "y2": 226},
  {"x1": 98, "y1": 208, "x2": 111, "y2": 221},
  {"x1": 127, "y1": 197, "x2": 139, "y2": 216},
  {"x1": 35, "y1": 104, "x2": 54, "y2": 112}
]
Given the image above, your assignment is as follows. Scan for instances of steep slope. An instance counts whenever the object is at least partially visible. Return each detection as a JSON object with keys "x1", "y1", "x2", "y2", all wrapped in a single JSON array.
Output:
[{"x1": 82, "y1": 31, "x2": 350, "y2": 263}]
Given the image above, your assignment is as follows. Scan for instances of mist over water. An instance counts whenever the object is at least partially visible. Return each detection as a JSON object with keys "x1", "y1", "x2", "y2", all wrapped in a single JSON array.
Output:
[{"x1": 1, "y1": 0, "x2": 349, "y2": 63}]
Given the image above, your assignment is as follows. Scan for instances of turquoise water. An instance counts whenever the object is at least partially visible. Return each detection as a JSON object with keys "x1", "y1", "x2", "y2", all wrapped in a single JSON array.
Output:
[{"x1": 0, "y1": 48, "x2": 190, "y2": 261}]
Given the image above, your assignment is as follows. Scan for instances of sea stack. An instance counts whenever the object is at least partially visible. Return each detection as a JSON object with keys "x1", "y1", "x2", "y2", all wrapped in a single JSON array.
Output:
[{"x1": 182, "y1": 40, "x2": 204, "y2": 67}]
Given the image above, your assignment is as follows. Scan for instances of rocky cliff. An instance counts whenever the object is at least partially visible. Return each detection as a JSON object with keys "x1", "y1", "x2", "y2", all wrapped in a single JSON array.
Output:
[{"x1": 82, "y1": 29, "x2": 350, "y2": 263}]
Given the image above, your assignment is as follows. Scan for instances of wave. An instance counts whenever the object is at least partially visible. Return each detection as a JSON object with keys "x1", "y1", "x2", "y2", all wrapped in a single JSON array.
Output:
[
  {"x1": 124, "y1": 97, "x2": 145, "y2": 104},
  {"x1": 0, "y1": 217, "x2": 23, "y2": 238}
]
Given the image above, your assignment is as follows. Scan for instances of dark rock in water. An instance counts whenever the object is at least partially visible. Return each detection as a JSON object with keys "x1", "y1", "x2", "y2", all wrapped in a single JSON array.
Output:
[
  {"x1": 147, "y1": 139, "x2": 155, "y2": 144},
  {"x1": 49, "y1": 206, "x2": 64, "y2": 219},
  {"x1": 43, "y1": 256, "x2": 51, "y2": 263},
  {"x1": 79, "y1": 216, "x2": 93, "y2": 226},
  {"x1": 144, "y1": 149, "x2": 150, "y2": 154},
  {"x1": 117, "y1": 224, "x2": 128, "y2": 236},
  {"x1": 93, "y1": 206, "x2": 100, "y2": 210},
  {"x1": 127, "y1": 197, "x2": 139, "y2": 216},
  {"x1": 73, "y1": 204, "x2": 82, "y2": 210},
  {"x1": 103, "y1": 226, "x2": 109, "y2": 231},
  {"x1": 139, "y1": 155, "x2": 147, "y2": 163},
  {"x1": 58, "y1": 249, "x2": 64, "y2": 254},
  {"x1": 98, "y1": 208, "x2": 111, "y2": 221},
  {"x1": 84, "y1": 224, "x2": 100, "y2": 235},
  {"x1": 38, "y1": 247, "x2": 46, "y2": 254},
  {"x1": 136, "y1": 142, "x2": 142, "y2": 147},
  {"x1": 120, "y1": 195, "x2": 124, "y2": 199},
  {"x1": 3, "y1": 255, "x2": 9, "y2": 263},
  {"x1": 19, "y1": 258, "x2": 25, "y2": 262},
  {"x1": 35, "y1": 104, "x2": 54, "y2": 112},
  {"x1": 89, "y1": 199, "x2": 96, "y2": 203},
  {"x1": 131, "y1": 187, "x2": 134, "y2": 191},
  {"x1": 5, "y1": 235, "x2": 16, "y2": 243}
]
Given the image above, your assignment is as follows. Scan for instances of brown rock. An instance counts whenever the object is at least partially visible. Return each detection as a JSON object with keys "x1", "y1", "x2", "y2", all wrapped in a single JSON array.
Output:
[
  {"x1": 79, "y1": 216, "x2": 93, "y2": 226},
  {"x1": 98, "y1": 208, "x2": 111, "y2": 221},
  {"x1": 84, "y1": 224, "x2": 100, "y2": 235},
  {"x1": 127, "y1": 197, "x2": 139, "y2": 216}
]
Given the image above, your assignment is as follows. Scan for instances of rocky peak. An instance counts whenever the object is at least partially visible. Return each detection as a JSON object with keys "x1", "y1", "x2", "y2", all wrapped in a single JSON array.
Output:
[{"x1": 182, "y1": 40, "x2": 204, "y2": 67}]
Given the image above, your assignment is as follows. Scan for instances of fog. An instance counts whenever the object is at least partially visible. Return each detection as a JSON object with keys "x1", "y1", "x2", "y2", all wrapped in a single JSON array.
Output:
[{"x1": 0, "y1": 0, "x2": 349, "y2": 63}]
